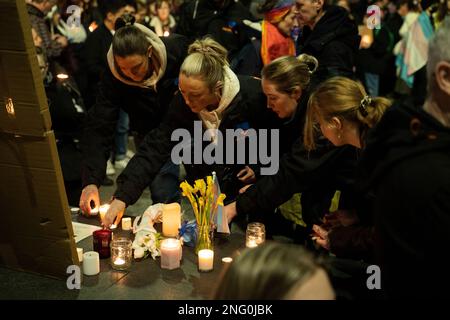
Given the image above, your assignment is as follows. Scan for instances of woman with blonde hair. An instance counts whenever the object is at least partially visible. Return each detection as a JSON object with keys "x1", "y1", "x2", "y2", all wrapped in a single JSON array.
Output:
[
  {"x1": 225, "y1": 55, "x2": 362, "y2": 247},
  {"x1": 103, "y1": 37, "x2": 280, "y2": 227},
  {"x1": 303, "y1": 76, "x2": 391, "y2": 261},
  {"x1": 303, "y1": 76, "x2": 391, "y2": 151}
]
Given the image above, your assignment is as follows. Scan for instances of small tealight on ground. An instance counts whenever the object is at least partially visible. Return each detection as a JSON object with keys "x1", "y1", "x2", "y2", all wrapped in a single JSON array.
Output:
[{"x1": 222, "y1": 257, "x2": 233, "y2": 263}]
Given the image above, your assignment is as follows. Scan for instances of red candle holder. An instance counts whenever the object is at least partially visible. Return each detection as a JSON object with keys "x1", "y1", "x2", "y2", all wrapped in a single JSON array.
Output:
[{"x1": 93, "y1": 228, "x2": 112, "y2": 259}]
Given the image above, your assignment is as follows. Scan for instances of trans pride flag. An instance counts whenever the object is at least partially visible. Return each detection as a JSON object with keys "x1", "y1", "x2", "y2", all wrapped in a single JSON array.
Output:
[{"x1": 395, "y1": 12, "x2": 434, "y2": 88}]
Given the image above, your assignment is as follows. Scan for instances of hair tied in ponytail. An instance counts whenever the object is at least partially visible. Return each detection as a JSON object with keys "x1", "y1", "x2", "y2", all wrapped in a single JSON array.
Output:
[
  {"x1": 114, "y1": 13, "x2": 136, "y2": 31},
  {"x1": 297, "y1": 54, "x2": 319, "y2": 75},
  {"x1": 359, "y1": 95, "x2": 371, "y2": 116}
]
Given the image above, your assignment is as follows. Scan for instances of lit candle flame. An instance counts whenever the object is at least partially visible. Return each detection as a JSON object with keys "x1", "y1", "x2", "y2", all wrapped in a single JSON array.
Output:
[{"x1": 57, "y1": 73, "x2": 69, "y2": 80}]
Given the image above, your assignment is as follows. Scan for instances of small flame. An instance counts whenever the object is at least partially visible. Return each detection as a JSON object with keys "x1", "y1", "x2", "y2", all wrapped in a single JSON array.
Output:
[
  {"x1": 57, "y1": 73, "x2": 69, "y2": 80},
  {"x1": 163, "y1": 31, "x2": 170, "y2": 37},
  {"x1": 89, "y1": 21, "x2": 98, "y2": 32}
]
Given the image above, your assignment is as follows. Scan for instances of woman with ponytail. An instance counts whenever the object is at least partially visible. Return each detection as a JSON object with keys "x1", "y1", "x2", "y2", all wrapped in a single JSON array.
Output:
[
  {"x1": 224, "y1": 55, "x2": 361, "y2": 246},
  {"x1": 80, "y1": 14, "x2": 189, "y2": 216},
  {"x1": 300, "y1": 76, "x2": 391, "y2": 263},
  {"x1": 303, "y1": 76, "x2": 391, "y2": 151},
  {"x1": 103, "y1": 38, "x2": 280, "y2": 227}
]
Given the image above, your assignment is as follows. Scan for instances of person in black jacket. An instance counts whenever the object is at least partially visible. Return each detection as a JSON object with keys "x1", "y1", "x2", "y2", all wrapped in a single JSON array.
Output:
[
  {"x1": 82, "y1": 0, "x2": 132, "y2": 109},
  {"x1": 358, "y1": 19, "x2": 450, "y2": 298},
  {"x1": 102, "y1": 37, "x2": 280, "y2": 227},
  {"x1": 294, "y1": 0, "x2": 360, "y2": 89},
  {"x1": 301, "y1": 77, "x2": 391, "y2": 261},
  {"x1": 177, "y1": 0, "x2": 254, "y2": 62},
  {"x1": 79, "y1": 15, "x2": 189, "y2": 216}
]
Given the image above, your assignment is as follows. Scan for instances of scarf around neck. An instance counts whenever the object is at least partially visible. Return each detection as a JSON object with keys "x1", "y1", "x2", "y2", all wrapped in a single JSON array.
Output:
[
  {"x1": 198, "y1": 66, "x2": 240, "y2": 135},
  {"x1": 107, "y1": 23, "x2": 167, "y2": 90}
]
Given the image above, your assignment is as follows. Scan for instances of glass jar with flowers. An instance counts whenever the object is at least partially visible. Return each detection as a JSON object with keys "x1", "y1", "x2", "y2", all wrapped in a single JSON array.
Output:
[{"x1": 180, "y1": 172, "x2": 226, "y2": 254}]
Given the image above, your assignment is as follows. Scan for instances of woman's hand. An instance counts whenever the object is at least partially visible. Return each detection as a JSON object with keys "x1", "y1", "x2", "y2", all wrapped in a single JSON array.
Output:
[
  {"x1": 79, "y1": 184, "x2": 100, "y2": 217},
  {"x1": 104, "y1": 199, "x2": 126, "y2": 227},
  {"x1": 312, "y1": 224, "x2": 330, "y2": 250},
  {"x1": 239, "y1": 184, "x2": 253, "y2": 194},
  {"x1": 237, "y1": 166, "x2": 256, "y2": 184}
]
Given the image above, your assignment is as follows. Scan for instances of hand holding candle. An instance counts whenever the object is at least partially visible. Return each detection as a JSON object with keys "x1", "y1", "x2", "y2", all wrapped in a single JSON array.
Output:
[
  {"x1": 79, "y1": 184, "x2": 100, "y2": 217},
  {"x1": 103, "y1": 199, "x2": 126, "y2": 227}
]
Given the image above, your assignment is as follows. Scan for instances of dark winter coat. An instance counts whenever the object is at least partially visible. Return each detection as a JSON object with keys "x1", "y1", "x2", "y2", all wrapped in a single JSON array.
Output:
[
  {"x1": 297, "y1": 5, "x2": 360, "y2": 89},
  {"x1": 113, "y1": 76, "x2": 281, "y2": 206},
  {"x1": 359, "y1": 101, "x2": 450, "y2": 298},
  {"x1": 82, "y1": 23, "x2": 114, "y2": 108},
  {"x1": 81, "y1": 34, "x2": 189, "y2": 188}
]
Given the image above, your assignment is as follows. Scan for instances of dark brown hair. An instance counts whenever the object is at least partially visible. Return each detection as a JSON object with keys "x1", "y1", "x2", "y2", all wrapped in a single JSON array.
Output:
[{"x1": 112, "y1": 14, "x2": 150, "y2": 57}]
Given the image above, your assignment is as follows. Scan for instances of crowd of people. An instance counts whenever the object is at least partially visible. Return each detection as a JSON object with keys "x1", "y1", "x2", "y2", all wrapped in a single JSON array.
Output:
[{"x1": 26, "y1": 0, "x2": 450, "y2": 299}]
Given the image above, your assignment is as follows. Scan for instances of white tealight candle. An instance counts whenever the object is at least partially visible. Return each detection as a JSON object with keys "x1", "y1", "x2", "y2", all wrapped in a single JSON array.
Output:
[
  {"x1": 246, "y1": 239, "x2": 258, "y2": 248},
  {"x1": 198, "y1": 249, "x2": 214, "y2": 272},
  {"x1": 160, "y1": 238, "x2": 182, "y2": 270},
  {"x1": 83, "y1": 251, "x2": 100, "y2": 276},
  {"x1": 121, "y1": 217, "x2": 132, "y2": 231},
  {"x1": 162, "y1": 203, "x2": 181, "y2": 237},
  {"x1": 77, "y1": 248, "x2": 83, "y2": 262},
  {"x1": 114, "y1": 257, "x2": 126, "y2": 266}
]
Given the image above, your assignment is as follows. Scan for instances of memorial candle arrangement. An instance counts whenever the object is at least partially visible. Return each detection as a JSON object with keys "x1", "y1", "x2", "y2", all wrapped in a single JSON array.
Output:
[
  {"x1": 160, "y1": 238, "x2": 182, "y2": 270},
  {"x1": 110, "y1": 238, "x2": 132, "y2": 271}
]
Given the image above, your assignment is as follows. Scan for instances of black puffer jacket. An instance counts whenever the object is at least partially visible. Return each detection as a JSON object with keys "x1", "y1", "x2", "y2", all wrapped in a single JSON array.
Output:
[
  {"x1": 359, "y1": 101, "x2": 450, "y2": 298},
  {"x1": 114, "y1": 76, "x2": 280, "y2": 206},
  {"x1": 81, "y1": 34, "x2": 189, "y2": 188},
  {"x1": 297, "y1": 5, "x2": 360, "y2": 89}
]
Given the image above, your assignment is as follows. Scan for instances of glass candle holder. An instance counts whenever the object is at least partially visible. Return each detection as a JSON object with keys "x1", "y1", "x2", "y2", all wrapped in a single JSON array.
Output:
[
  {"x1": 110, "y1": 238, "x2": 132, "y2": 271},
  {"x1": 160, "y1": 238, "x2": 182, "y2": 270},
  {"x1": 246, "y1": 222, "x2": 266, "y2": 248},
  {"x1": 198, "y1": 249, "x2": 214, "y2": 272},
  {"x1": 93, "y1": 228, "x2": 112, "y2": 258}
]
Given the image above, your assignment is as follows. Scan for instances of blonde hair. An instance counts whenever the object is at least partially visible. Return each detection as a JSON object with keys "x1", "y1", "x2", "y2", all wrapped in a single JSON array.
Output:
[
  {"x1": 180, "y1": 37, "x2": 229, "y2": 92},
  {"x1": 261, "y1": 54, "x2": 318, "y2": 95},
  {"x1": 303, "y1": 77, "x2": 392, "y2": 151}
]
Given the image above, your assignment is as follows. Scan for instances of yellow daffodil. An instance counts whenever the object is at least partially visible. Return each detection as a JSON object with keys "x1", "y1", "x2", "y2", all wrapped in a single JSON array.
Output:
[{"x1": 180, "y1": 176, "x2": 227, "y2": 227}]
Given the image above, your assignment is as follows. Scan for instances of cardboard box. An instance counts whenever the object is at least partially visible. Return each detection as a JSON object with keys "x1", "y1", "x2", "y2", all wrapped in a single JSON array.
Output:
[{"x1": 0, "y1": 0, "x2": 78, "y2": 279}]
